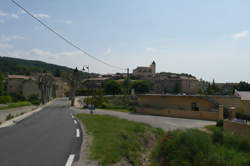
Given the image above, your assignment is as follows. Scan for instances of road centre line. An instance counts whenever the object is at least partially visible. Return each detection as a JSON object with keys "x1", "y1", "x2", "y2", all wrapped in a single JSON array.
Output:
[
  {"x1": 74, "y1": 120, "x2": 77, "y2": 124},
  {"x1": 65, "y1": 154, "x2": 75, "y2": 166},
  {"x1": 76, "y1": 128, "x2": 80, "y2": 138}
]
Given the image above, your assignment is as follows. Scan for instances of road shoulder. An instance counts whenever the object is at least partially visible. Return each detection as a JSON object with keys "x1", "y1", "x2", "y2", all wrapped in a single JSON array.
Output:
[{"x1": 73, "y1": 115, "x2": 98, "y2": 166}]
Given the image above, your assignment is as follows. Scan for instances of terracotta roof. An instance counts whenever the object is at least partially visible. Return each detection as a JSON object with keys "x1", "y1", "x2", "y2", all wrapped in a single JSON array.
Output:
[
  {"x1": 8, "y1": 75, "x2": 33, "y2": 80},
  {"x1": 135, "y1": 66, "x2": 150, "y2": 69},
  {"x1": 88, "y1": 77, "x2": 111, "y2": 81}
]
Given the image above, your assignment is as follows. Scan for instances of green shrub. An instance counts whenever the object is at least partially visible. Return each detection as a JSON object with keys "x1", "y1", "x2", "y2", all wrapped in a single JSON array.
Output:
[
  {"x1": 6, "y1": 113, "x2": 14, "y2": 120},
  {"x1": 76, "y1": 88, "x2": 95, "y2": 96},
  {"x1": 0, "y1": 96, "x2": 12, "y2": 104},
  {"x1": 212, "y1": 129, "x2": 224, "y2": 144},
  {"x1": 83, "y1": 89, "x2": 108, "y2": 108},
  {"x1": 207, "y1": 146, "x2": 250, "y2": 166},
  {"x1": 105, "y1": 95, "x2": 138, "y2": 111},
  {"x1": 223, "y1": 131, "x2": 250, "y2": 153},
  {"x1": 27, "y1": 94, "x2": 40, "y2": 105},
  {"x1": 216, "y1": 120, "x2": 224, "y2": 127},
  {"x1": 236, "y1": 112, "x2": 250, "y2": 121},
  {"x1": 151, "y1": 129, "x2": 250, "y2": 166},
  {"x1": 9, "y1": 93, "x2": 26, "y2": 102},
  {"x1": 152, "y1": 129, "x2": 213, "y2": 166},
  {"x1": 131, "y1": 80, "x2": 150, "y2": 94},
  {"x1": 104, "y1": 80, "x2": 122, "y2": 95},
  {"x1": 3, "y1": 101, "x2": 32, "y2": 110}
]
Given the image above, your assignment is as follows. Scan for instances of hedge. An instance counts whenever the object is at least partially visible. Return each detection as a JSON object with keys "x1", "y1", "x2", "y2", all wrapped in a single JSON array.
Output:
[
  {"x1": 236, "y1": 112, "x2": 250, "y2": 121},
  {"x1": 0, "y1": 96, "x2": 12, "y2": 104}
]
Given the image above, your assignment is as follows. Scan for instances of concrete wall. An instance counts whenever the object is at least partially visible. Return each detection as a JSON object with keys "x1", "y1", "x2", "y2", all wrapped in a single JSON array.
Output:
[
  {"x1": 137, "y1": 95, "x2": 223, "y2": 120},
  {"x1": 138, "y1": 95, "x2": 215, "y2": 111},
  {"x1": 136, "y1": 107, "x2": 222, "y2": 120},
  {"x1": 136, "y1": 95, "x2": 250, "y2": 120},
  {"x1": 211, "y1": 96, "x2": 250, "y2": 115},
  {"x1": 22, "y1": 80, "x2": 40, "y2": 98},
  {"x1": 224, "y1": 120, "x2": 250, "y2": 137},
  {"x1": 7, "y1": 79, "x2": 23, "y2": 94}
]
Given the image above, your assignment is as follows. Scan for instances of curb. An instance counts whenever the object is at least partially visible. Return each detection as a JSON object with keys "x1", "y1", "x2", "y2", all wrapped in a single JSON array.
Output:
[
  {"x1": 72, "y1": 110, "x2": 98, "y2": 166},
  {"x1": 0, "y1": 99, "x2": 55, "y2": 128}
]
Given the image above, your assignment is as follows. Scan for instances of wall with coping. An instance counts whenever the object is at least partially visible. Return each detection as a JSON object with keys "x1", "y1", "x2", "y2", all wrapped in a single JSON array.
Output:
[
  {"x1": 211, "y1": 96, "x2": 250, "y2": 115},
  {"x1": 137, "y1": 95, "x2": 223, "y2": 120}
]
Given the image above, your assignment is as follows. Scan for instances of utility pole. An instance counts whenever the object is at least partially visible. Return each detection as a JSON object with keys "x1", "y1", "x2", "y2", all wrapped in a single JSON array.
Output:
[
  {"x1": 127, "y1": 68, "x2": 130, "y2": 95},
  {"x1": 70, "y1": 67, "x2": 80, "y2": 106}
]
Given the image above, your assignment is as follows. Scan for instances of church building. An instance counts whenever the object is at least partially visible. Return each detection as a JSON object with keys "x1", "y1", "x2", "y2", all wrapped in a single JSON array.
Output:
[{"x1": 133, "y1": 61, "x2": 156, "y2": 78}]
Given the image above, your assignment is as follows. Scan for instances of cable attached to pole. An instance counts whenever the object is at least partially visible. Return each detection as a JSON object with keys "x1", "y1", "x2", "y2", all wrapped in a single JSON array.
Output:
[{"x1": 10, "y1": 0, "x2": 127, "y2": 71}]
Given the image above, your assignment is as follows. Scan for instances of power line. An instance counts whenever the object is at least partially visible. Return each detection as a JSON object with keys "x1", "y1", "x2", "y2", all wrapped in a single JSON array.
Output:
[{"x1": 10, "y1": 0, "x2": 126, "y2": 71}]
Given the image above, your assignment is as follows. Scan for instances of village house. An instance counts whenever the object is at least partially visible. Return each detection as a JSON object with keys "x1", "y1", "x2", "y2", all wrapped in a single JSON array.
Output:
[
  {"x1": 7, "y1": 75, "x2": 69, "y2": 99},
  {"x1": 53, "y1": 77, "x2": 70, "y2": 97},
  {"x1": 7, "y1": 75, "x2": 40, "y2": 98},
  {"x1": 133, "y1": 61, "x2": 156, "y2": 78},
  {"x1": 82, "y1": 76, "x2": 112, "y2": 90},
  {"x1": 137, "y1": 94, "x2": 250, "y2": 120},
  {"x1": 132, "y1": 61, "x2": 200, "y2": 94}
]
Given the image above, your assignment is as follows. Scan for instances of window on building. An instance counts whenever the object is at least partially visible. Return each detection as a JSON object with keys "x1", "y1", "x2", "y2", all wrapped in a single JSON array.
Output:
[{"x1": 191, "y1": 102, "x2": 199, "y2": 111}]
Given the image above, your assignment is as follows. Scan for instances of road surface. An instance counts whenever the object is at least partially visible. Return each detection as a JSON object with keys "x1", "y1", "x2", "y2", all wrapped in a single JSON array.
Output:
[{"x1": 0, "y1": 98, "x2": 82, "y2": 166}]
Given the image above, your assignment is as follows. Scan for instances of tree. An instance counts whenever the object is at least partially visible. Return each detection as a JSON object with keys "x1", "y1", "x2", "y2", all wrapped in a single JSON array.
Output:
[
  {"x1": 0, "y1": 73, "x2": 4, "y2": 96},
  {"x1": 121, "y1": 78, "x2": 131, "y2": 95},
  {"x1": 54, "y1": 68, "x2": 61, "y2": 77},
  {"x1": 38, "y1": 72, "x2": 54, "y2": 104},
  {"x1": 104, "y1": 80, "x2": 122, "y2": 95},
  {"x1": 173, "y1": 82, "x2": 181, "y2": 94},
  {"x1": 205, "y1": 80, "x2": 220, "y2": 95},
  {"x1": 131, "y1": 80, "x2": 150, "y2": 94},
  {"x1": 237, "y1": 81, "x2": 250, "y2": 91}
]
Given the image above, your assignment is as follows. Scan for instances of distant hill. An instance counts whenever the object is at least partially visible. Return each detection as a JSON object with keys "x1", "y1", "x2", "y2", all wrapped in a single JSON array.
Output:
[{"x1": 0, "y1": 56, "x2": 74, "y2": 76}]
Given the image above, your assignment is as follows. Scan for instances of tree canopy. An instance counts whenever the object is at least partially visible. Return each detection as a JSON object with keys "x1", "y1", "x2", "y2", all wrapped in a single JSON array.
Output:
[
  {"x1": 236, "y1": 81, "x2": 250, "y2": 91},
  {"x1": 131, "y1": 80, "x2": 150, "y2": 94},
  {"x1": 104, "y1": 80, "x2": 122, "y2": 95},
  {"x1": 0, "y1": 73, "x2": 4, "y2": 96}
]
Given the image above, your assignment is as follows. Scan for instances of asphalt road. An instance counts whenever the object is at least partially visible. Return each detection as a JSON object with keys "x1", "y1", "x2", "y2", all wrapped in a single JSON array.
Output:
[{"x1": 0, "y1": 98, "x2": 82, "y2": 166}]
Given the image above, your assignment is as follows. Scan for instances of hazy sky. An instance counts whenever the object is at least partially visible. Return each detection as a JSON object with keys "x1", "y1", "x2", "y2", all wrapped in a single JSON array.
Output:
[{"x1": 0, "y1": 0, "x2": 250, "y2": 82}]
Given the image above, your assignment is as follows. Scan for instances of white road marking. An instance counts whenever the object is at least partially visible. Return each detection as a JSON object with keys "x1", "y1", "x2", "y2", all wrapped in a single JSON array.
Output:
[
  {"x1": 74, "y1": 120, "x2": 77, "y2": 124},
  {"x1": 76, "y1": 128, "x2": 80, "y2": 137},
  {"x1": 65, "y1": 154, "x2": 75, "y2": 166},
  {"x1": 71, "y1": 115, "x2": 74, "y2": 118}
]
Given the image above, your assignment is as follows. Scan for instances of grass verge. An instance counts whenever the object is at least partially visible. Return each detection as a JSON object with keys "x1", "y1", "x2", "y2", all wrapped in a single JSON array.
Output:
[
  {"x1": 0, "y1": 101, "x2": 32, "y2": 110},
  {"x1": 205, "y1": 125, "x2": 223, "y2": 132},
  {"x1": 151, "y1": 128, "x2": 250, "y2": 166},
  {"x1": 76, "y1": 114, "x2": 163, "y2": 166}
]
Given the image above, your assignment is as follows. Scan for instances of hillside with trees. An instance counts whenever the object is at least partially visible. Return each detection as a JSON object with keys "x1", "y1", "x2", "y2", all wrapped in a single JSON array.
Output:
[{"x1": 0, "y1": 56, "x2": 74, "y2": 76}]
